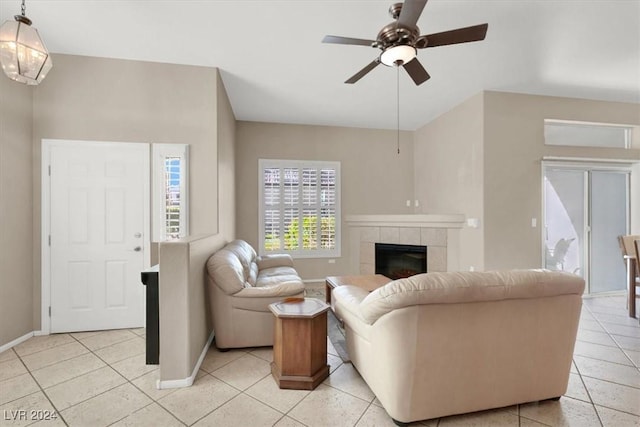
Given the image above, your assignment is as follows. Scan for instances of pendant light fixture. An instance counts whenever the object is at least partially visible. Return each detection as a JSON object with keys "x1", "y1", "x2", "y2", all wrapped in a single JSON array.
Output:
[{"x1": 0, "y1": 0, "x2": 52, "y2": 85}]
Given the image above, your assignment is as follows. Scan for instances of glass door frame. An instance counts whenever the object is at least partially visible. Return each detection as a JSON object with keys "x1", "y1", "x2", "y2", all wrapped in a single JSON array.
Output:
[{"x1": 541, "y1": 160, "x2": 631, "y2": 294}]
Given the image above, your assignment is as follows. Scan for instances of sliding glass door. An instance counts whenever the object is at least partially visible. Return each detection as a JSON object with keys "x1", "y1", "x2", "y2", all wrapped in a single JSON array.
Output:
[
  {"x1": 590, "y1": 171, "x2": 629, "y2": 293},
  {"x1": 543, "y1": 164, "x2": 629, "y2": 293}
]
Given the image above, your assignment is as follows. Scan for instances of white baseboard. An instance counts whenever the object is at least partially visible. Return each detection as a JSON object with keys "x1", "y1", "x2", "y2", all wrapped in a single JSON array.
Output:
[
  {"x1": 0, "y1": 331, "x2": 34, "y2": 353},
  {"x1": 156, "y1": 331, "x2": 214, "y2": 390},
  {"x1": 303, "y1": 279, "x2": 325, "y2": 285},
  {"x1": 33, "y1": 330, "x2": 48, "y2": 336}
]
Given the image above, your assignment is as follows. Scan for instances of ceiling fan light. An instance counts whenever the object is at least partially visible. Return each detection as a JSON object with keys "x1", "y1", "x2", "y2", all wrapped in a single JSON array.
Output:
[{"x1": 380, "y1": 45, "x2": 416, "y2": 67}]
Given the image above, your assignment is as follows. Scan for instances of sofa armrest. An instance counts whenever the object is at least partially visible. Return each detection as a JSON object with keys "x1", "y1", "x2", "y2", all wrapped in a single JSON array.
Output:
[
  {"x1": 332, "y1": 285, "x2": 369, "y2": 324},
  {"x1": 257, "y1": 254, "x2": 294, "y2": 269}
]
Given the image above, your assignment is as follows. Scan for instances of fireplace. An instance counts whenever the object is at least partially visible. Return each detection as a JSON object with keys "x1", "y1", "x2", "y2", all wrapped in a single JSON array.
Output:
[{"x1": 375, "y1": 243, "x2": 427, "y2": 280}]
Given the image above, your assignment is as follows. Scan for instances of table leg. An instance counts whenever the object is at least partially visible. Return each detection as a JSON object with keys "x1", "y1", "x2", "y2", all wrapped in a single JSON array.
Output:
[{"x1": 628, "y1": 258, "x2": 636, "y2": 318}]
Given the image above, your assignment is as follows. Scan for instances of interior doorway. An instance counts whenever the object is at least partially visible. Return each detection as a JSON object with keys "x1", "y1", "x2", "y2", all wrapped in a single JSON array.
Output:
[
  {"x1": 543, "y1": 162, "x2": 629, "y2": 293},
  {"x1": 42, "y1": 140, "x2": 150, "y2": 333}
]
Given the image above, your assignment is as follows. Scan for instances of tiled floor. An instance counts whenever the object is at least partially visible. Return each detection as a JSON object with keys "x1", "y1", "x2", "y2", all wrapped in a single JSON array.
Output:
[{"x1": 1, "y1": 294, "x2": 639, "y2": 426}]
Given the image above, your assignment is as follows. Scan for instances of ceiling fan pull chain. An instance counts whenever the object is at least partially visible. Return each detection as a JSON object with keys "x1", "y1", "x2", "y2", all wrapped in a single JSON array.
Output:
[{"x1": 397, "y1": 65, "x2": 400, "y2": 155}]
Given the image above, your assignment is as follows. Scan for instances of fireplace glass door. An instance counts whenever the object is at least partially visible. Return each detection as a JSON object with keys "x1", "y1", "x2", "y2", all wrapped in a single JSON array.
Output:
[{"x1": 375, "y1": 243, "x2": 427, "y2": 280}]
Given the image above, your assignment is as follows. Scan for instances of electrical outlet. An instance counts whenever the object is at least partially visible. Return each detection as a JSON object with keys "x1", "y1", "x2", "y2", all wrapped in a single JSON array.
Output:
[
  {"x1": 414, "y1": 200, "x2": 420, "y2": 207},
  {"x1": 406, "y1": 200, "x2": 411, "y2": 207},
  {"x1": 328, "y1": 259, "x2": 336, "y2": 264},
  {"x1": 531, "y1": 218, "x2": 537, "y2": 228}
]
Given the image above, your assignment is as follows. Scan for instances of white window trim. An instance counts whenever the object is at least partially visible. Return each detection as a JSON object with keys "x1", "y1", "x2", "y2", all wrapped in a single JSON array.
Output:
[
  {"x1": 152, "y1": 144, "x2": 189, "y2": 242},
  {"x1": 259, "y1": 159, "x2": 341, "y2": 258}
]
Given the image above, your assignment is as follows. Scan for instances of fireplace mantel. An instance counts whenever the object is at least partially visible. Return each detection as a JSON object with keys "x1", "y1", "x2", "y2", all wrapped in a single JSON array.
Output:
[{"x1": 345, "y1": 214, "x2": 465, "y2": 228}]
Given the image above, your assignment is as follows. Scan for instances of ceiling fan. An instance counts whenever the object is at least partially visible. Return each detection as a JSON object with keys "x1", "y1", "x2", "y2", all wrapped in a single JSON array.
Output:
[{"x1": 322, "y1": 0, "x2": 488, "y2": 85}]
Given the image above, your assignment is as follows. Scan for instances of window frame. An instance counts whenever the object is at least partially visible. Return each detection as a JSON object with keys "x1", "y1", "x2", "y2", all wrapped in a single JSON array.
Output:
[
  {"x1": 258, "y1": 159, "x2": 341, "y2": 258},
  {"x1": 544, "y1": 119, "x2": 632, "y2": 149},
  {"x1": 152, "y1": 143, "x2": 189, "y2": 242}
]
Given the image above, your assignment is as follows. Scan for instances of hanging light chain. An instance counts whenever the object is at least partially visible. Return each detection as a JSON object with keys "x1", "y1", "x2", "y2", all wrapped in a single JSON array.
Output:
[{"x1": 21, "y1": 0, "x2": 26, "y2": 17}]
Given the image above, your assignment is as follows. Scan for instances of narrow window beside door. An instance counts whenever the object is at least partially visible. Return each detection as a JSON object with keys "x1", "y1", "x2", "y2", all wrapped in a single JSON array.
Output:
[{"x1": 152, "y1": 144, "x2": 189, "y2": 241}]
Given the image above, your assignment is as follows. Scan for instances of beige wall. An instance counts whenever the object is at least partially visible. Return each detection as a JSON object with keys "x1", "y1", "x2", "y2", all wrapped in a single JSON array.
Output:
[
  {"x1": 31, "y1": 54, "x2": 220, "y2": 330},
  {"x1": 236, "y1": 121, "x2": 414, "y2": 280},
  {"x1": 413, "y1": 93, "x2": 485, "y2": 271},
  {"x1": 217, "y1": 72, "x2": 236, "y2": 241},
  {"x1": 158, "y1": 72, "x2": 236, "y2": 383},
  {"x1": 483, "y1": 91, "x2": 640, "y2": 270},
  {"x1": 0, "y1": 77, "x2": 34, "y2": 345},
  {"x1": 413, "y1": 91, "x2": 640, "y2": 272},
  {"x1": 159, "y1": 234, "x2": 226, "y2": 382}
]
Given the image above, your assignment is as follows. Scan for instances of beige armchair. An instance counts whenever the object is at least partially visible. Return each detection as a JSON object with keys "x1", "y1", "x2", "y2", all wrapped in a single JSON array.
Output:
[
  {"x1": 206, "y1": 240, "x2": 304, "y2": 349},
  {"x1": 332, "y1": 269, "x2": 584, "y2": 425}
]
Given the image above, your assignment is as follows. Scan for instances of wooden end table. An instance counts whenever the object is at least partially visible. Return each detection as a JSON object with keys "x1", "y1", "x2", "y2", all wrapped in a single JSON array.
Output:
[
  {"x1": 269, "y1": 298, "x2": 330, "y2": 390},
  {"x1": 325, "y1": 274, "x2": 392, "y2": 305}
]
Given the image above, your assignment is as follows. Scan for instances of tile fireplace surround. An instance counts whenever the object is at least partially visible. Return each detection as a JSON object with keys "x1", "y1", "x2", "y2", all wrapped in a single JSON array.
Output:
[{"x1": 346, "y1": 214, "x2": 466, "y2": 275}]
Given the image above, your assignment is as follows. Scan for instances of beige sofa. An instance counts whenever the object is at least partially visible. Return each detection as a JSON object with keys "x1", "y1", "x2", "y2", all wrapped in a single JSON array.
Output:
[
  {"x1": 332, "y1": 270, "x2": 585, "y2": 425},
  {"x1": 206, "y1": 240, "x2": 304, "y2": 349}
]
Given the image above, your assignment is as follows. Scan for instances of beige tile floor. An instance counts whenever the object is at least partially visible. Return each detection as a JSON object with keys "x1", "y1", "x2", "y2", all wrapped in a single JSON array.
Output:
[{"x1": 1, "y1": 294, "x2": 639, "y2": 426}]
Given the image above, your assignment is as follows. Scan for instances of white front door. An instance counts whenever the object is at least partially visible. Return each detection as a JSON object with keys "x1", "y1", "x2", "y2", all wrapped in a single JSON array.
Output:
[{"x1": 47, "y1": 140, "x2": 149, "y2": 333}]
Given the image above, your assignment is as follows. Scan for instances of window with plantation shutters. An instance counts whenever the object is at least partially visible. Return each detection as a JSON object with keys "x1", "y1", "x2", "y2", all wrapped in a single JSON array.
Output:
[{"x1": 259, "y1": 159, "x2": 341, "y2": 258}]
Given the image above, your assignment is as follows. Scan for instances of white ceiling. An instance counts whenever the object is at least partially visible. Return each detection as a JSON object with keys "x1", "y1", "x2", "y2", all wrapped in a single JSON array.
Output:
[{"x1": 1, "y1": 0, "x2": 639, "y2": 130}]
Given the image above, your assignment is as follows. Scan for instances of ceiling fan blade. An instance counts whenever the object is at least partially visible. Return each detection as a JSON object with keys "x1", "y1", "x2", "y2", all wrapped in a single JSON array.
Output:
[
  {"x1": 397, "y1": 0, "x2": 428, "y2": 27},
  {"x1": 322, "y1": 35, "x2": 375, "y2": 47},
  {"x1": 419, "y1": 23, "x2": 488, "y2": 48},
  {"x1": 403, "y1": 58, "x2": 430, "y2": 85},
  {"x1": 345, "y1": 60, "x2": 381, "y2": 84}
]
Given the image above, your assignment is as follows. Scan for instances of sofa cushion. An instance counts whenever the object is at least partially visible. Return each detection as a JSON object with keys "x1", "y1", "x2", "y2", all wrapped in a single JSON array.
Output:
[
  {"x1": 224, "y1": 240, "x2": 257, "y2": 280},
  {"x1": 247, "y1": 262, "x2": 259, "y2": 286},
  {"x1": 257, "y1": 254, "x2": 294, "y2": 269},
  {"x1": 258, "y1": 266, "x2": 299, "y2": 279},
  {"x1": 206, "y1": 249, "x2": 246, "y2": 294},
  {"x1": 256, "y1": 272, "x2": 302, "y2": 289},
  {"x1": 359, "y1": 270, "x2": 585, "y2": 324},
  {"x1": 235, "y1": 280, "x2": 304, "y2": 298}
]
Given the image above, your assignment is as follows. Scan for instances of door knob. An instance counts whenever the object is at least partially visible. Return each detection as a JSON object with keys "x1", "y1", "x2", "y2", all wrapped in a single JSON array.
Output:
[{"x1": 134, "y1": 246, "x2": 142, "y2": 252}]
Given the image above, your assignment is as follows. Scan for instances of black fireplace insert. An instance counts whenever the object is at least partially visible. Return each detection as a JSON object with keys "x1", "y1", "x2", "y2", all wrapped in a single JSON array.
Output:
[{"x1": 375, "y1": 243, "x2": 427, "y2": 280}]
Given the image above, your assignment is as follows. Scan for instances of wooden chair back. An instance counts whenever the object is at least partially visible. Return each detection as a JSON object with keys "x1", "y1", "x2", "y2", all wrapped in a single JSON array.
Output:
[
  {"x1": 619, "y1": 235, "x2": 640, "y2": 281},
  {"x1": 620, "y1": 235, "x2": 640, "y2": 258}
]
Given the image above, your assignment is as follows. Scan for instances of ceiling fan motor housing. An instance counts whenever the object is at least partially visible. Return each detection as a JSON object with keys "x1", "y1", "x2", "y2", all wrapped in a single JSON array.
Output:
[
  {"x1": 377, "y1": 22, "x2": 420, "y2": 51},
  {"x1": 377, "y1": 5, "x2": 420, "y2": 67}
]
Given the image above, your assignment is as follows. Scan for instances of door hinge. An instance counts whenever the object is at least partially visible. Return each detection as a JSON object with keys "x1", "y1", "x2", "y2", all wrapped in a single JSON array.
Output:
[
  {"x1": 48, "y1": 306, "x2": 51, "y2": 317},
  {"x1": 48, "y1": 235, "x2": 51, "y2": 246},
  {"x1": 48, "y1": 165, "x2": 51, "y2": 176}
]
